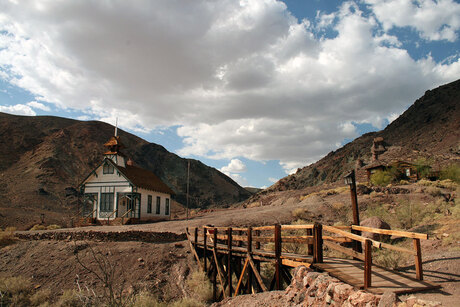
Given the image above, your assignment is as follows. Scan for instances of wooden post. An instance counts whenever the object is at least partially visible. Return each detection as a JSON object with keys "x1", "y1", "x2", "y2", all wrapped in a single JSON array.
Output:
[
  {"x1": 274, "y1": 224, "x2": 281, "y2": 290},
  {"x1": 313, "y1": 223, "x2": 323, "y2": 263},
  {"x1": 413, "y1": 238, "x2": 423, "y2": 280},
  {"x1": 247, "y1": 227, "x2": 253, "y2": 294},
  {"x1": 364, "y1": 239, "x2": 372, "y2": 288},
  {"x1": 227, "y1": 227, "x2": 233, "y2": 297},
  {"x1": 255, "y1": 230, "x2": 261, "y2": 250},
  {"x1": 204, "y1": 227, "x2": 208, "y2": 274},
  {"x1": 307, "y1": 228, "x2": 313, "y2": 256},
  {"x1": 349, "y1": 170, "x2": 363, "y2": 254},
  {"x1": 213, "y1": 228, "x2": 217, "y2": 301},
  {"x1": 194, "y1": 227, "x2": 198, "y2": 248}
]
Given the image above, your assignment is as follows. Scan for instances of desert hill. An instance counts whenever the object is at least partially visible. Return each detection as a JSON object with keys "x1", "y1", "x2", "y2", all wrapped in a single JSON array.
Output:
[
  {"x1": 265, "y1": 78, "x2": 460, "y2": 194},
  {"x1": 0, "y1": 114, "x2": 251, "y2": 228}
]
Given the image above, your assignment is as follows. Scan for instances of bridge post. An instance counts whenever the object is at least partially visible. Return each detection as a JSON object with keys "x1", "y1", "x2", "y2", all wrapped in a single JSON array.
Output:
[
  {"x1": 204, "y1": 227, "x2": 208, "y2": 274},
  {"x1": 194, "y1": 228, "x2": 198, "y2": 249},
  {"x1": 274, "y1": 224, "x2": 282, "y2": 290},
  {"x1": 307, "y1": 228, "x2": 313, "y2": 256},
  {"x1": 227, "y1": 227, "x2": 233, "y2": 297},
  {"x1": 247, "y1": 226, "x2": 253, "y2": 293},
  {"x1": 364, "y1": 239, "x2": 372, "y2": 288},
  {"x1": 413, "y1": 238, "x2": 423, "y2": 280},
  {"x1": 213, "y1": 228, "x2": 217, "y2": 301},
  {"x1": 313, "y1": 223, "x2": 323, "y2": 263}
]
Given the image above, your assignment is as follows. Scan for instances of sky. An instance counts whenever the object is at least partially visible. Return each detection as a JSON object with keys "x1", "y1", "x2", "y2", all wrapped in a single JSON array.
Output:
[{"x1": 0, "y1": 0, "x2": 459, "y2": 188}]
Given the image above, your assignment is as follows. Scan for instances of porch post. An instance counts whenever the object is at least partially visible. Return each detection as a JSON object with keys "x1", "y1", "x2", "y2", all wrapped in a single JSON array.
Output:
[{"x1": 114, "y1": 192, "x2": 119, "y2": 218}]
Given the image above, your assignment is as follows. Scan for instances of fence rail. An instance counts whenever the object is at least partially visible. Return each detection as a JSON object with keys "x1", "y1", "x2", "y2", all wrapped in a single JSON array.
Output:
[{"x1": 187, "y1": 223, "x2": 429, "y2": 299}]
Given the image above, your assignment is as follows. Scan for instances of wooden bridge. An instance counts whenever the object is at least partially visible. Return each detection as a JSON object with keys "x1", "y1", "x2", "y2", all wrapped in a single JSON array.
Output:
[{"x1": 186, "y1": 223, "x2": 439, "y2": 301}]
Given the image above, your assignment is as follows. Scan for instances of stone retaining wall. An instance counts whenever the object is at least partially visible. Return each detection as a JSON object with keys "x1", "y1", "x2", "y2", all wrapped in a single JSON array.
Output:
[{"x1": 15, "y1": 230, "x2": 186, "y2": 243}]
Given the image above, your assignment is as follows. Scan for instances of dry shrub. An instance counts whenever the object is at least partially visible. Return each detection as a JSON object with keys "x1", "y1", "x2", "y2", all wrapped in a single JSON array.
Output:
[
  {"x1": 169, "y1": 298, "x2": 204, "y2": 307},
  {"x1": 186, "y1": 270, "x2": 212, "y2": 303},
  {"x1": 246, "y1": 201, "x2": 261, "y2": 208},
  {"x1": 417, "y1": 179, "x2": 434, "y2": 186},
  {"x1": 30, "y1": 224, "x2": 47, "y2": 231},
  {"x1": 0, "y1": 276, "x2": 33, "y2": 306},
  {"x1": 399, "y1": 180, "x2": 409, "y2": 185},
  {"x1": 0, "y1": 227, "x2": 16, "y2": 247},
  {"x1": 291, "y1": 208, "x2": 314, "y2": 221},
  {"x1": 47, "y1": 224, "x2": 61, "y2": 230},
  {"x1": 133, "y1": 291, "x2": 165, "y2": 307},
  {"x1": 30, "y1": 288, "x2": 51, "y2": 306},
  {"x1": 331, "y1": 202, "x2": 351, "y2": 224},
  {"x1": 437, "y1": 179, "x2": 458, "y2": 190},
  {"x1": 54, "y1": 289, "x2": 87, "y2": 307},
  {"x1": 373, "y1": 249, "x2": 408, "y2": 270},
  {"x1": 426, "y1": 187, "x2": 442, "y2": 197}
]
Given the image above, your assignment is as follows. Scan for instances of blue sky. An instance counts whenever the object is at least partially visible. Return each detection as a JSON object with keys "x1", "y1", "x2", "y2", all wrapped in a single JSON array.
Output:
[{"x1": 1, "y1": 0, "x2": 459, "y2": 188}]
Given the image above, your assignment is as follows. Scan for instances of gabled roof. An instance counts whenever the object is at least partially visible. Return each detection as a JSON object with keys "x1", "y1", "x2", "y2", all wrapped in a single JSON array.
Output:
[
  {"x1": 117, "y1": 163, "x2": 175, "y2": 195},
  {"x1": 104, "y1": 136, "x2": 124, "y2": 148},
  {"x1": 80, "y1": 158, "x2": 175, "y2": 195}
]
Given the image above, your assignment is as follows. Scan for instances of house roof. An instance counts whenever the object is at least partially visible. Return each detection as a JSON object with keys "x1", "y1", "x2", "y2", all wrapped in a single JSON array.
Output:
[
  {"x1": 80, "y1": 158, "x2": 175, "y2": 195},
  {"x1": 364, "y1": 162, "x2": 387, "y2": 170},
  {"x1": 117, "y1": 163, "x2": 175, "y2": 195}
]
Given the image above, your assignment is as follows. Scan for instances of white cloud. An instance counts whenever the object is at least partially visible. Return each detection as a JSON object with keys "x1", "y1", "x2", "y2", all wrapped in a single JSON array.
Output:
[
  {"x1": 27, "y1": 101, "x2": 50, "y2": 111},
  {"x1": 0, "y1": 0, "x2": 459, "y2": 173},
  {"x1": 0, "y1": 103, "x2": 36, "y2": 116},
  {"x1": 365, "y1": 0, "x2": 460, "y2": 42},
  {"x1": 268, "y1": 177, "x2": 278, "y2": 183},
  {"x1": 220, "y1": 159, "x2": 247, "y2": 174}
]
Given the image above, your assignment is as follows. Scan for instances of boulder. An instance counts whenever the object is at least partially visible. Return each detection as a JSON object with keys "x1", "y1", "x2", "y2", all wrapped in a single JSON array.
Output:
[{"x1": 360, "y1": 216, "x2": 391, "y2": 241}]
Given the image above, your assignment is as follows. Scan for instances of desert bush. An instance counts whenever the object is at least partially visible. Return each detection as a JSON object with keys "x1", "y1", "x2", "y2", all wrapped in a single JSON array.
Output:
[
  {"x1": 395, "y1": 200, "x2": 434, "y2": 229},
  {"x1": 291, "y1": 208, "x2": 314, "y2": 221},
  {"x1": 0, "y1": 227, "x2": 16, "y2": 248},
  {"x1": 169, "y1": 298, "x2": 204, "y2": 307},
  {"x1": 370, "y1": 170, "x2": 393, "y2": 186},
  {"x1": 426, "y1": 187, "x2": 442, "y2": 197},
  {"x1": 399, "y1": 180, "x2": 409, "y2": 185},
  {"x1": 373, "y1": 249, "x2": 408, "y2": 270},
  {"x1": 54, "y1": 289, "x2": 87, "y2": 307},
  {"x1": 30, "y1": 288, "x2": 51, "y2": 306},
  {"x1": 0, "y1": 276, "x2": 33, "y2": 306},
  {"x1": 186, "y1": 270, "x2": 212, "y2": 303},
  {"x1": 30, "y1": 224, "x2": 47, "y2": 231},
  {"x1": 331, "y1": 202, "x2": 351, "y2": 224},
  {"x1": 440, "y1": 163, "x2": 460, "y2": 183},
  {"x1": 436, "y1": 179, "x2": 458, "y2": 190},
  {"x1": 47, "y1": 224, "x2": 61, "y2": 230},
  {"x1": 133, "y1": 291, "x2": 166, "y2": 307},
  {"x1": 417, "y1": 179, "x2": 434, "y2": 186},
  {"x1": 414, "y1": 158, "x2": 432, "y2": 179}
]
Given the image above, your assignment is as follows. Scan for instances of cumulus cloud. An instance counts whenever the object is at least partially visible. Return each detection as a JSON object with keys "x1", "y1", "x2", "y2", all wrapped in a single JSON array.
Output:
[
  {"x1": 220, "y1": 159, "x2": 247, "y2": 174},
  {"x1": 0, "y1": 103, "x2": 36, "y2": 116},
  {"x1": 0, "y1": 0, "x2": 459, "y2": 173},
  {"x1": 364, "y1": 0, "x2": 460, "y2": 42},
  {"x1": 27, "y1": 101, "x2": 50, "y2": 111}
]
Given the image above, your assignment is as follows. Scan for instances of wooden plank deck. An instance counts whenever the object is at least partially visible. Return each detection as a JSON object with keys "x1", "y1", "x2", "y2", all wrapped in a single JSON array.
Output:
[
  {"x1": 313, "y1": 258, "x2": 440, "y2": 295},
  {"x1": 195, "y1": 240, "x2": 439, "y2": 294}
]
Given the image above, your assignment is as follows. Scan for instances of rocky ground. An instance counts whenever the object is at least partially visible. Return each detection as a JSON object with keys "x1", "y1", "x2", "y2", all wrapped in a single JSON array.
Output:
[{"x1": 2, "y1": 181, "x2": 459, "y2": 306}]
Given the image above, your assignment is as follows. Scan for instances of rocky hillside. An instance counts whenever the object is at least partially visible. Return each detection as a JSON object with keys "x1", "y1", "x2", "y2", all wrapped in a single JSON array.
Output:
[
  {"x1": 267, "y1": 78, "x2": 460, "y2": 193},
  {"x1": 0, "y1": 114, "x2": 251, "y2": 228}
]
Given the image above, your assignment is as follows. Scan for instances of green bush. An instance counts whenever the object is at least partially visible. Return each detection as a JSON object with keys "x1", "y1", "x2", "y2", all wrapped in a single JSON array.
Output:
[
  {"x1": 370, "y1": 170, "x2": 393, "y2": 186},
  {"x1": 414, "y1": 158, "x2": 432, "y2": 179},
  {"x1": 440, "y1": 163, "x2": 460, "y2": 183},
  {"x1": 30, "y1": 224, "x2": 47, "y2": 231},
  {"x1": 186, "y1": 270, "x2": 212, "y2": 303}
]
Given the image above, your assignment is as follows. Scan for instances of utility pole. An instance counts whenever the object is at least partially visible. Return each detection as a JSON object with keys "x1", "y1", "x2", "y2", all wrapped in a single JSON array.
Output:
[{"x1": 186, "y1": 160, "x2": 190, "y2": 220}]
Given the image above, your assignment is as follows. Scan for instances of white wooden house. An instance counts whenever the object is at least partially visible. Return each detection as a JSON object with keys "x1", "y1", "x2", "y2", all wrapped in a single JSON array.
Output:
[{"x1": 79, "y1": 133, "x2": 174, "y2": 223}]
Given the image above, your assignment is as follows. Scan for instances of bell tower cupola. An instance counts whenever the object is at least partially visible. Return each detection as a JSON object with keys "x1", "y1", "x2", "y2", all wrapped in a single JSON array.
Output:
[{"x1": 103, "y1": 121, "x2": 126, "y2": 167}]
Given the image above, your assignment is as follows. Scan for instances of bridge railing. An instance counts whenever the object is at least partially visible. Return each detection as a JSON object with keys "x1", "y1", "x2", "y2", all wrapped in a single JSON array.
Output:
[{"x1": 187, "y1": 223, "x2": 428, "y2": 292}]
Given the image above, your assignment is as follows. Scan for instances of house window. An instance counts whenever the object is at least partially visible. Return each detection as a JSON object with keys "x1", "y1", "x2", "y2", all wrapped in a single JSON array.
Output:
[
  {"x1": 147, "y1": 195, "x2": 152, "y2": 213},
  {"x1": 103, "y1": 162, "x2": 114, "y2": 174},
  {"x1": 100, "y1": 193, "x2": 114, "y2": 212},
  {"x1": 406, "y1": 168, "x2": 411, "y2": 177},
  {"x1": 165, "y1": 198, "x2": 170, "y2": 215},
  {"x1": 156, "y1": 196, "x2": 161, "y2": 214}
]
